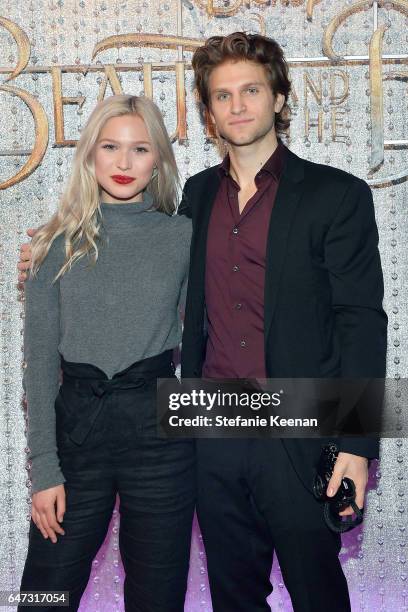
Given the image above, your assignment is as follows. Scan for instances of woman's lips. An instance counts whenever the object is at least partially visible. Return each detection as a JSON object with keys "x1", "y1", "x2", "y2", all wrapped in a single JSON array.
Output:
[{"x1": 111, "y1": 175, "x2": 135, "y2": 184}]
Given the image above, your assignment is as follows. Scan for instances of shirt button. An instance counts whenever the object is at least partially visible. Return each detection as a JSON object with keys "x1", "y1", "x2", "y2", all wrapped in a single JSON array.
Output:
[
  {"x1": 232, "y1": 265, "x2": 240, "y2": 272},
  {"x1": 232, "y1": 227, "x2": 239, "y2": 235},
  {"x1": 240, "y1": 340, "x2": 246, "y2": 348},
  {"x1": 235, "y1": 303, "x2": 242, "y2": 310}
]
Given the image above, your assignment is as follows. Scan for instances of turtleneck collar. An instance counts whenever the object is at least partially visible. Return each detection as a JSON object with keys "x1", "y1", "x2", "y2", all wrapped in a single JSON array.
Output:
[{"x1": 99, "y1": 191, "x2": 156, "y2": 230}]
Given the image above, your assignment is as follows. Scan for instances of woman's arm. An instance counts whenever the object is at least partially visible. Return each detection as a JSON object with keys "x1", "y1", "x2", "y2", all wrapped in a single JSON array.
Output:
[{"x1": 23, "y1": 239, "x2": 66, "y2": 541}]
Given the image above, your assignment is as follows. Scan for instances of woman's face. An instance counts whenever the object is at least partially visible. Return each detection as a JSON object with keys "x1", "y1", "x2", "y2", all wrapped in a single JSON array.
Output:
[{"x1": 94, "y1": 114, "x2": 157, "y2": 204}]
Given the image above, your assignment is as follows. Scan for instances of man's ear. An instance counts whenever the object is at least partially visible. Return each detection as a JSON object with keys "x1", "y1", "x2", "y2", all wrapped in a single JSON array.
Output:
[{"x1": 274, "y1": 93, "x2": 285, "y2": 114}]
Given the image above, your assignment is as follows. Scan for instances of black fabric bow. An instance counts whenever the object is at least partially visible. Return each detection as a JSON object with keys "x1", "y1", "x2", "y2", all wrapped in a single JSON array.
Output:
[{"x1": 68, "y1": 377, "x2": 146, "y2": 445}]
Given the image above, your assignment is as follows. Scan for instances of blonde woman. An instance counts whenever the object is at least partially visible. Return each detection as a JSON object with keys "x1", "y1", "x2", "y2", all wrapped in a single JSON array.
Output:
[{"x1": 19, "y1": 95, "x2": 194, "y2": 612}]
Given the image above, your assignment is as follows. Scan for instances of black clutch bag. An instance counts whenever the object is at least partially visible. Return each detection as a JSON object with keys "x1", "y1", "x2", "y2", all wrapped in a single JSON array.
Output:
[{"x1": 313, "y1": 443, "x2": 364, "y2": 533}]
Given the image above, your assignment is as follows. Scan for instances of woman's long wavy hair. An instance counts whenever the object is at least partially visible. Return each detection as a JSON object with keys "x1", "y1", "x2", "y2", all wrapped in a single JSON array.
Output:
[{"x1": 31, "y1": 94, "x2": 179, "y2": 280}]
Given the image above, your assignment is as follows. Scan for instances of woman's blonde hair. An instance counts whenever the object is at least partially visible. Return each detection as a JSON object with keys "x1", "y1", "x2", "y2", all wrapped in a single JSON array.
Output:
[{"x1": 31, "y1": 94, "x2": 180, "y2": 279}]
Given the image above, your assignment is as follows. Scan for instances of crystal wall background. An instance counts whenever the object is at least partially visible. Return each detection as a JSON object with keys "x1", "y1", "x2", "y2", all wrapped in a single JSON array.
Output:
[{"x1": 0, "y1": 1, "x2": 407, "y2": 610}]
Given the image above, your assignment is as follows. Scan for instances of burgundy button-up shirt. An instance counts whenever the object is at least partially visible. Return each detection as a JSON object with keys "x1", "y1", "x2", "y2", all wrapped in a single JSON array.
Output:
[{"x1": 203, "y1": 140, "x2": 287, "y2": 379}]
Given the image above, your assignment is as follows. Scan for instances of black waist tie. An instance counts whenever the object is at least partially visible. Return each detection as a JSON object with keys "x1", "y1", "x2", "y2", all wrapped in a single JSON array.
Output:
[{"x1": 60, "y1": 350, "x2": 174, "y2": 445}]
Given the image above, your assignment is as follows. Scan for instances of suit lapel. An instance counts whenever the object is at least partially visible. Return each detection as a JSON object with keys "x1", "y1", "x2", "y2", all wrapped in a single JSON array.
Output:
[
  {"x1": 264, "y1": 149, "x2": 305, "y2": 345},
  {"x1": 263, "y1": 150, "x2": 311, "y2": 491},
  {"x1": 190, "y1": 167, "x2": 221, "y2": 280}
]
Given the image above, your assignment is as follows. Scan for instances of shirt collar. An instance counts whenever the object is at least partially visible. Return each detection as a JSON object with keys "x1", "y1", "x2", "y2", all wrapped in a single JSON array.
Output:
[{"x1": 218, "y1": 139, "x2": 287, "y2": 181}]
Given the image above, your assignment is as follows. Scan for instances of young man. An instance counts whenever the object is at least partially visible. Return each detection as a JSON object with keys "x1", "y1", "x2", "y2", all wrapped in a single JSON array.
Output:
[{"x1": 178, "y1": 32, "x2": 387, "y2": 611}]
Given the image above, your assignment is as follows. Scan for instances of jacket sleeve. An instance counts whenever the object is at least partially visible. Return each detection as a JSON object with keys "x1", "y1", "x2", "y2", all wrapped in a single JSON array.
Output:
[
  {"x1": 177, "y1": 178, "x2": 193, "y2": 218},
  {"x1": 324, "y1": 178, "x2": 387, "y2": 459},
  {"x1": 23, "y1": 242, "x2": 66, "y2": 493}
]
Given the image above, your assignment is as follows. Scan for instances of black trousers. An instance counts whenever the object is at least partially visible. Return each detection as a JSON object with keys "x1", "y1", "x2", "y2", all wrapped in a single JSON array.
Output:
[
  {"x1": 20, "y1": 351, "x2": 196, "y2": 612},
  {"x1": 196, "y1": 438, "x2": 351, "y2": 612}
]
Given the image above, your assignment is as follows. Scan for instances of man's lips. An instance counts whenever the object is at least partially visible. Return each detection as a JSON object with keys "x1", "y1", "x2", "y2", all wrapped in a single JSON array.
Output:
[
  {"x1": 229, "y1": 119, "x2": 254, "y2": 125},
  {"x1": 111, "y1": 175, "x2": 136, "y2": 184}
]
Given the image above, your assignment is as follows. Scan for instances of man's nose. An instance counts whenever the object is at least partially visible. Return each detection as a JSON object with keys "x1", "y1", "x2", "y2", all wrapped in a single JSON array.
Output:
[{"x1": 230, "y1": 94, "x2": 246, "y2": 115}]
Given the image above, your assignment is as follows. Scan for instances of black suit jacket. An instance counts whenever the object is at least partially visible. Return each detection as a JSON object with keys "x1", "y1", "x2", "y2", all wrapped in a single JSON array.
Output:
[{"x1": 178, "y1": 147, "x2": 387, "y2": 492}]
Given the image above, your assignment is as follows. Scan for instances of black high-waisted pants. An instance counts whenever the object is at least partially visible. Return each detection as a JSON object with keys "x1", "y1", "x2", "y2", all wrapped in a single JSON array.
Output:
[{"x1": 19, "y1": 351, "x2": 196, "y2": 612}]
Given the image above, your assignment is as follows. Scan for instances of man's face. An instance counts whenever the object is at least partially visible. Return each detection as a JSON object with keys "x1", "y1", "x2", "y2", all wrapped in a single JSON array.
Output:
[{"x1": 207, "y1": 59, "x2": 285, "y2": 147}]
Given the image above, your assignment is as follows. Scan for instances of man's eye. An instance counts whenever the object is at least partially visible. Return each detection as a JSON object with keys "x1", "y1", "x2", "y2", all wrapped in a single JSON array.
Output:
[
  {"x1": 247, "y1": 88, "x2": 258, "y2": 94},
  {"x1": 217, "y1": 93, "x2": 228, "y2": 101}
]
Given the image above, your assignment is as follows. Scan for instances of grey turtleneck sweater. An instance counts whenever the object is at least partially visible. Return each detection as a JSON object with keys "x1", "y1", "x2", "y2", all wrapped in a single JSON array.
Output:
[{"x1": 23, "y1": 193, "x2": 192, "y2": 493}]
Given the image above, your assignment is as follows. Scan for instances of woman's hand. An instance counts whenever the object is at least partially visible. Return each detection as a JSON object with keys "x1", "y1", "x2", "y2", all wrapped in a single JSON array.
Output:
[
  {"x1": 17, "y1": 228, "x2": 36, "y2": 283},
  {"x1": 32, "y1": 484, "x2": 66, "y2": 543}
]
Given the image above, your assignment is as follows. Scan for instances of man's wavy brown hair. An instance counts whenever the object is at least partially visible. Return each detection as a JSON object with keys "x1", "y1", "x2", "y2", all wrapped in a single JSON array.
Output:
[{"x1": 192, "y1": 32, "x2": 291, "y2": 135}]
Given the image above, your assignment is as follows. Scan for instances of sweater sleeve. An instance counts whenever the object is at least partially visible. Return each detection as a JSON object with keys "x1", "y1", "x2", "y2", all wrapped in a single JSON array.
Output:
[{"x1": 23, "y1": 238, "x2": 66, "y2": 494}]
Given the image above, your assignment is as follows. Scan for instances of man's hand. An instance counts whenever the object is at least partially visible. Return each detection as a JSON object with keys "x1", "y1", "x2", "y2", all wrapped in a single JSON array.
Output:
[
  {"x1": 326, "y1": 451, "x2": 368, "y2": 516},
  {"x1": 32, "y1": 484, "x2": 66, "y2": 543},
  {"x1": 17, "y1": 228, "x2": 36, "y2": 283}
]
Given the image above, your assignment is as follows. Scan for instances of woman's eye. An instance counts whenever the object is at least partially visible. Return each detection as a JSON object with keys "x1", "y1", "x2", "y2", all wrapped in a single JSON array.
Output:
[
  {"x1": 134, "y1": 147, "x2": 148, "y2": 153},
  {"x1": 102, "y1": 144, "x2": 116, "y2": 150},
  {"x1": 217, "y1": 93, "x2": 228, "y2": 101}
]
